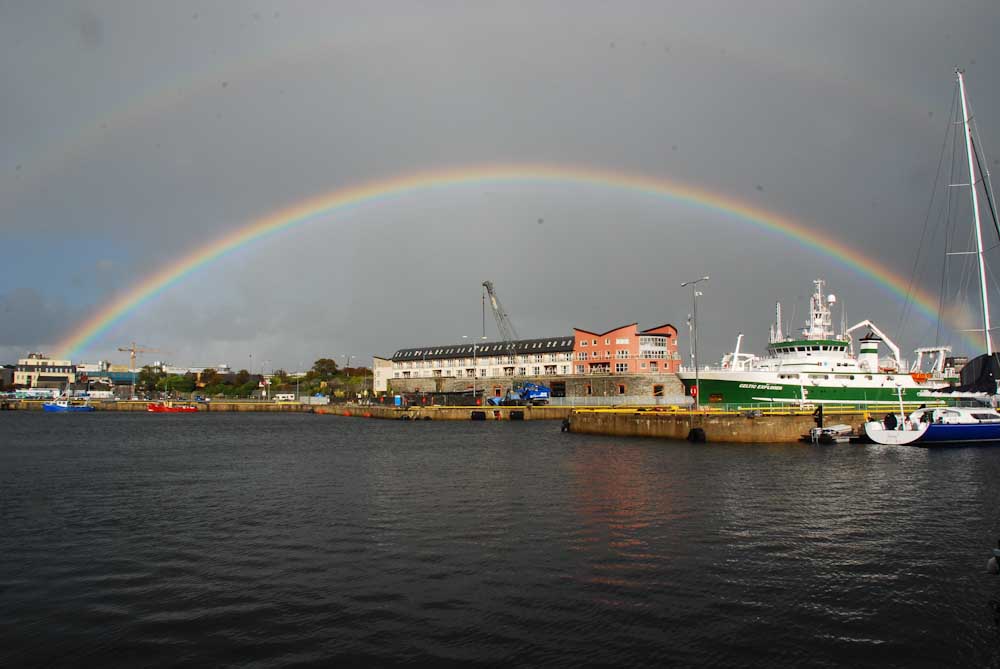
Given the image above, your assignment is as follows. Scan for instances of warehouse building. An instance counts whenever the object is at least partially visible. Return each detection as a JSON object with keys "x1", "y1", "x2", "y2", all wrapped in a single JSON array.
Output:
[
  {"x1": 391, "y1": 336, "x2": 575, "y2": 382},
  {"x1": 384, "y1": 323, "x2": 685, "y2": 401}
]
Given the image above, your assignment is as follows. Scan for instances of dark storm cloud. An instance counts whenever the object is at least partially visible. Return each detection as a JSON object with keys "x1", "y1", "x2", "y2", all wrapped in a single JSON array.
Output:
[
  {"x1": 0, "y1": 288, "x2": 81, "y2": 352},
  {"x1": 71, "y1": 7, "x2": 103, "y2": 49},
  {"x1": 2, "y1": 1, "x2": 999, "y2": 368}
]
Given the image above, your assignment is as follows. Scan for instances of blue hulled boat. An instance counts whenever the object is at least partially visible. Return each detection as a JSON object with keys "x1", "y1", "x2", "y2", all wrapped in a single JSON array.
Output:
[
  {"x1": 42, "y1": 399, "x2": 96, "y2": 413},
  {"x1": 864, "y1": 407, "x2": 1000, "y2": 446}
]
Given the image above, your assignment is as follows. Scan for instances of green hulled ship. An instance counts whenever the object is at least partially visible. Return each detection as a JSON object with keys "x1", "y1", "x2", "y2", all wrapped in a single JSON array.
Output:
[{"x1": 677, "y1": 280, "x2": 957, "y2": 407}]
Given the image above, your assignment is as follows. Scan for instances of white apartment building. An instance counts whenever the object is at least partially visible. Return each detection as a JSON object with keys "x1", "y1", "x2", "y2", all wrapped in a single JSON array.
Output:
[{"x1": 389, "y1": 337, "x2": 576, "y2": 381}]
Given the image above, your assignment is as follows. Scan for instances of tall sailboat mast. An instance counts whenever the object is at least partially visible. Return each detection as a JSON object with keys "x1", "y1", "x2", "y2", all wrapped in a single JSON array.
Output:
[{"x1": 957, "y1": 68, "x2": 993, "y2": 354}]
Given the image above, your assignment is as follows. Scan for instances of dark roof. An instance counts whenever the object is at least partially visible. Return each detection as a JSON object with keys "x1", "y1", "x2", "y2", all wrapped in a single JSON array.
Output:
[
  {"x1": 573, "y1": 323, "x2": 638, "y2": 337},
  {"x1": 392, "y1": 336, "x2": 574, "y2": 362},
  {"x1": 640, "y1": 323, "x2": 678, "y2": 335}
]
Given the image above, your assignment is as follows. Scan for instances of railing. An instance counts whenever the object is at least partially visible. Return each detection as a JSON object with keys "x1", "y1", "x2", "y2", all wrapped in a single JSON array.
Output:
[{"x1": 569, "y1": 401, "x2": 952, "y2": 416}]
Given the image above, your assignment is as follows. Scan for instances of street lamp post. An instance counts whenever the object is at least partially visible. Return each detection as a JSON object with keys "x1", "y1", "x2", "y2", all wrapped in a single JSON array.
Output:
[
  {"x1": 463, "y1": 335, "x2": 487, "y2": 405},
  {"x1": 264, "y1": 359, "x2": 270, "y2": 401},
  {"x1": 680, "y1": 276, "x2": 709, "y2": 410},
  {"x1": 344, "y1": 355, "x2": 353, "y2": 400}
]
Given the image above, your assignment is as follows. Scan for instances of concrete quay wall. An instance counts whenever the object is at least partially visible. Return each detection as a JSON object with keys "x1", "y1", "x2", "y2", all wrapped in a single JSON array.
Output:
[
  {"x1": 318, "y1": 405, "x2": 573, "y2": 421},
  {"x1": 568, "y1": 409, "x2": 870, "y2": 443}
]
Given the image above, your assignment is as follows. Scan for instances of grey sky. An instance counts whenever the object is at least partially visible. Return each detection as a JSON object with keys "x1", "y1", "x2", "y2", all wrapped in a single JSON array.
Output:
[{"x1": 2, "y1": 1, "x2": 999, "y2": 371}]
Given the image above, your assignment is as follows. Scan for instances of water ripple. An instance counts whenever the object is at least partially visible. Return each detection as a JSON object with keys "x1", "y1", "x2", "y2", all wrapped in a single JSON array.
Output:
[{"x1": 3, "y1": 413, "x2": 1000, "y2": 666}]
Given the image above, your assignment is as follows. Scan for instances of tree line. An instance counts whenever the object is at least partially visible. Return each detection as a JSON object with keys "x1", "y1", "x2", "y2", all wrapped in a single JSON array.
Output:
[{"x1": 135, "y1": 358, "x2": 372, "y2": 398}]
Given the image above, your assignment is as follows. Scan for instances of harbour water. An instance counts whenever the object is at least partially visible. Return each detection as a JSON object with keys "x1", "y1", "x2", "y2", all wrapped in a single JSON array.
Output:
[{"x1": 4, "y1": 413, "x2": 1000, "y2": 666}]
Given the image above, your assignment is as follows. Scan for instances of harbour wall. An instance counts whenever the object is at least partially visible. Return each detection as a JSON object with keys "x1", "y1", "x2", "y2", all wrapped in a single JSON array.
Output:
[
  {"x1": 317, "y1": 405, "x2": 574, "y2": 421},
  {"x1": 567, "y1": 409, "x2": 870, "y2": 443},
  {"x1": 3, "y1": 399, "x2": 872, "y2": 443}
]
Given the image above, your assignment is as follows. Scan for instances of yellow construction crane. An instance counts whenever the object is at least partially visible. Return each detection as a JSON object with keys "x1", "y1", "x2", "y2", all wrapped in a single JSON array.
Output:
[{"x1": 117, "y1": 342, "x2": 160, "y2": 373}]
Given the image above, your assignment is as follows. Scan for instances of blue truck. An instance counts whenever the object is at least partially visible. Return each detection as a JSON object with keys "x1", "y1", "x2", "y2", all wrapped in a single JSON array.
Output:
[{"x1": 487, "y1": 382, "x2": 551, "y2": 406}]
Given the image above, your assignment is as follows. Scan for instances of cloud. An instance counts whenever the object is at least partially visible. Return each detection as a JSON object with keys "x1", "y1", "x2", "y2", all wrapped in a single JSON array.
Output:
[
  {"x1": 0, "y1": 288, "x2": 82, "y2": 354},
  {"x1": 2, "y1": 1, "x2": 999, "y2": 367}
]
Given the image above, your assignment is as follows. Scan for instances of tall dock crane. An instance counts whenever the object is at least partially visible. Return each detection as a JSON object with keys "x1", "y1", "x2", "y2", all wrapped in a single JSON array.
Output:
[
  {"x1": 482, "y1": 281, "x2": 519, "y2": 344},
  {"x1": 117, "y1": 342, "x2": 160, "y2": 397},
  {"x1": 118, "y1": 342, "x2": 160, "y2": 372}
]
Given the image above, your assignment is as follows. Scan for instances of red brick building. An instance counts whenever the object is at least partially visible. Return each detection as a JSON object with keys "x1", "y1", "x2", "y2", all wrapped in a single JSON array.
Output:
[{"x1": 572, "y1": 323, "x2": 680, "y2": 375}]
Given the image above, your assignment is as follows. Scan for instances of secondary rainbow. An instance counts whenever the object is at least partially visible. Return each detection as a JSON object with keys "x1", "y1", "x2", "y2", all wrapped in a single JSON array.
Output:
[{"x1": 55, "y1": 163, "x2": 956, "y2": 358}]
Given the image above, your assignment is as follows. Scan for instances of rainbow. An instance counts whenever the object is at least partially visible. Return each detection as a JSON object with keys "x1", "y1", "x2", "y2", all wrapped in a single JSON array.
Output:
[{"x1": 54, "y1": 163, "x2": 961, "y2": 358}]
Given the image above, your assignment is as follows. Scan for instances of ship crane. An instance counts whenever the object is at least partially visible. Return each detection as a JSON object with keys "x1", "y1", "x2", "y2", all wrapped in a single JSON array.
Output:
[
  {"x1": 482, "y1": 281, "x2": 520, "y2": 344},
  {"x1": 845, "y1": 320, "x2": 901, "y2": 369}
]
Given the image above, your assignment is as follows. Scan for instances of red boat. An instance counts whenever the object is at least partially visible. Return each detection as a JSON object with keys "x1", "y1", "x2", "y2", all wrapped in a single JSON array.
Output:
[{"x1": 147, "y1": 402, "x2": 199, "y2": 413}]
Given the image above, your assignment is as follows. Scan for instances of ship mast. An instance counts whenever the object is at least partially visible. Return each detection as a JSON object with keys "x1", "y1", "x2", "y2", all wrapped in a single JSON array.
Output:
[{"x1": 957, "y1": 68, "x2": 993, "y2": 354}]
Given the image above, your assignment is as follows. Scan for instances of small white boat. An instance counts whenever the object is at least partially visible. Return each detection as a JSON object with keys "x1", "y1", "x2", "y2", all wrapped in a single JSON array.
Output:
[{"x1": 807, "y1": 423, "x2": 854, "y2": 444}]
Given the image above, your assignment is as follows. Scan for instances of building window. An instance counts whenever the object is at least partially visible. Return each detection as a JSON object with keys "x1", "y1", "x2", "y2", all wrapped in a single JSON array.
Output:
[
  {"x1": 532, "y1": 366, "x2": 540, "y2": 375},
  {"x1": 640, "y1": 362, "x2": 647, "y2": 369},
  {"x1": 615, "y1": 338, "x2": 629, "y2": 345},
  {"x1": 580, "y1": 340, "x2": 588, "y2": 347},
  {"x1": 618, "y1": 384, "x2": 626, "y2": 394},
  {"x1": 518, "y1": 367, "x2": 526, "y2": 375},
  {"x1": 615, "y1": 362, "x2": 628, "y2": 373},
  {"x1": 585, "y1": 384, "x2": 592, "y2": 395},
  {"x1": 605, "y1": 338, "x2": 611, "y2": 345},
  {"x1": 576, "y1": 365, "x2": 585, "y2": 374},
  {"x1": 579, "y1": 352, "x2": 588, "y2": 361},
  {"x1": 653, "y1": 384, "x2": 664, "y2": 396}
]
